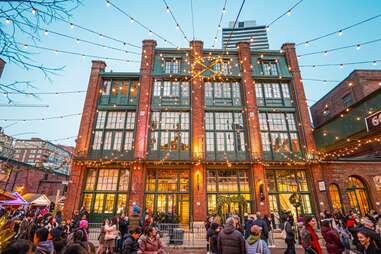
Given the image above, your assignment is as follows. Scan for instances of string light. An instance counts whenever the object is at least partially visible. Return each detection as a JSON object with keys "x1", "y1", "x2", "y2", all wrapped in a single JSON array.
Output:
[
  {"x1": 12, "y1": 19, "x2": 140, "y2": 54},
  {"x1": 0, "y1": 113, "x2": 82, "y2": 122},
  {"x1": 107, "y1": 0, "x2": 177, "y2": 47},
  {"x1": 299, "y1": 59, "x2": 381, "y2": 68},
  {"x1": 211, "y1": 0, "x2": 228, "y2": 48},
  {"x1": 16, "y1": 42, "x2": 140, "y2": 63},
  {"x1": 296, "y1": 13, "x2": 381, "y2": 46},
  {"x1": 2, "y1": 90, "x2": 86, "y2": 95},
  {"x1": 266, "y1": 0, "x2": 304, "y2": 29},
  {"x1": 162, "y1": 0, "x2": 190, "y2": 43},
  {"x1": 31, "y1": 8, "x2": 37, "y2": 15},
  {"x1": 5, "y1": 18, "x2": 11, "y2": 25},
  {"x1": 36, "y1": 8, "x2": 140, "y2": 48}
]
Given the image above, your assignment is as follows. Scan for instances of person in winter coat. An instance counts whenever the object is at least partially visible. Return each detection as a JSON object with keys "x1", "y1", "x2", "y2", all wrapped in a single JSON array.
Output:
[
  {"x1": 207, "y1": 222, "x2": 220, "y2": 254},
  {"x1": 253, "y1": 212, "x2": 269, "y2": 243},
  {"x1": 357, "y1": 228, "x2": 381, "y2": 254},
  {"x1": 139, "y1": 226, "x2": 166, "y2": 254},
  {"x1": 128, "y1": 206, "x2": 142, "y2": 233},
  {"x1": 2, "y1": 239, "x2": 34, "y2": 254},
  {"x1": 320, "y1": 219, "x2": 344, "y2": 254},
  {"x1": 51, "y1": 227, "x2": 67, "y2": 254},
  {"x1": 301, "y1": 216, "x2": 323, "y2": 254},
  {"x1": 104, "y1": 217, "x2": 118, "y2": 253},
  {"x1": 34, "y1": 227, "x2": 54, "y2": 254},
  {"x1": 17, "y1": 213, "x2": 35, "y2": 241},
  {"x1": 245, "y1": 225, "x2": 271, "y2": 254},
  {"x1": 122, "y1": 228, "x2": 142, "y2": 254},
  {"x1": 217, "y1": 217, "x2": 245, "y2": 254},
  {"x1": 284, "y1": 215, "x2": 295, "y2": 254}
]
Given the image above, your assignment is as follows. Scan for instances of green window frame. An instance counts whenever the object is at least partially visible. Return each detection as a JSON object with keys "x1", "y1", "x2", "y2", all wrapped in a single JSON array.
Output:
[
  {"x1": 91, "y1": 110, "x2": 136, "y2": 154},
  {"x1": 255, "y1": 82, "x2": 292, "y2": 106},
  {"x1": 100, "y1": 79, "x2": 139, "y2": 105},
  {"x1": 81, "y1": 168, "x2": 130, "y2": 221},
  {"x1": 152, "y1": 81, "x2": 190, "y2": 106},
  {"x1": 206, "y1": 169, "x2": 252, "y2": 216},
  {"x1": 260, "y1": 60, "x2": 279, "y2": 76},
  {"x1": 259, "y1": 112, "x2": 302, "y2": 160},
  {"x1": 205, "y1": 111, "x2": 247, "y2": 161},
  {"x1": 148, "y1": 111, "x2": 190, "y2": 160},
  {"x1": 266, "y1": 169, "x2": 312, "y2": 216},
  {"x1": 205, "y1": 82, "x2": 242, "y2": 106}
]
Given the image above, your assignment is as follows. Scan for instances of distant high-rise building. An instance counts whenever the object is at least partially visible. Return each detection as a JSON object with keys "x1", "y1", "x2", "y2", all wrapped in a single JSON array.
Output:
[{"x1": 222, "y1": 20, "x2": 269, "y2": 50}]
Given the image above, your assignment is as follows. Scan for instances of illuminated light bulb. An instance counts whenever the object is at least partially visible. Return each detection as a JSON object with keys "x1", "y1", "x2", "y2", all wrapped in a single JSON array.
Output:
[
  {"x1": 76, "y1": 38, "x2": 80, "y2": 44},
  {"x1": 348, "y1": 82, "x2": 353, "y2": 87},
  {"x1": 287, "y1": 10, "x2": 292, "y2": 16},
  {"x1": 222, "y1": 8, "x2": 226, "y2": 14},
  {"x1": 304, "y1": 41, "x2": 309, "y2": 47},
  {"x1": 339, "y1": 64, "x2": 344, "y2": 69},
  {"x1": 266, "y1": 26, "x2": 270, "y2": 32},
  {"x1": 312, "y1": 65, "x2": 316, "y2": 70},
  {"x1": 106, "y1": 1, "x2": 110, "y2": 7},
  {"x1": 44, "y1": 30, "x2": 49, "y2": 36},
  {"x1": 23, "y1": 44, "x2": 28, "y2": 49},
  {"x1": 54, "y1": 50, "x2": 59, "y2": 55},
  {"x1": 324, "y1": 51, "x2": 328, "y2": 56},
  {"x1": 218, "y1": 25, "x2": 222, "y2": 30},
  {"x1": 323, "y1": 80, "x2": 327, "y2": 85},
  {"x1": 250, "y1": 38, "x2": 254, "y2": 42},
  {"x1": 5, "y1": 18, "x2": 11, "y2": 25},
  {"x1": 99, "y1": 34, "x2": 104, "y2": 39},
  {"x1": 338, "y1": 30, "x2": 343, "y2": 36},
  {"x1": 176, "y1": 24, "x2": 179, "y2": 30},
  {"x1": 356, "y1": 44, "x2": 361, "y2": 50},
  {"x1": 166, "y1": 6, "x2": 170, "y2": 13},
  {"x1": 32, "y1": 8, "x2": 37, "y2": 15},
  {"x1": 373, "y1": 61, "x2": 377, "y2": 66},
  {"x1": 130, "y1": 18, "x2": 134, "y2": 23},
  {"x1": 149, "y1": 30, "x2": 153, "y2": 35},
  {"x1": 70, "y1": 23, "x2": 74, "y2": 29}
]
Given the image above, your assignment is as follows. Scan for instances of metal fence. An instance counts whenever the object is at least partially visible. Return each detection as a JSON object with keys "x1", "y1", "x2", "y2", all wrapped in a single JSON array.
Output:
[{"x1": 87, "y1": 223, "x2": 207, "y2": 248}]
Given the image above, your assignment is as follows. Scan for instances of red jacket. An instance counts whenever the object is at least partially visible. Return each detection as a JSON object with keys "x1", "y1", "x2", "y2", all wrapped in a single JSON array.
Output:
[{"x1": 321, "y1": 225, "x2": 345, "y2": 254}]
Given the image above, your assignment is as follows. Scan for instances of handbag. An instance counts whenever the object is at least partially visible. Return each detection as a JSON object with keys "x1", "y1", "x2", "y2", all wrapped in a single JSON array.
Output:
[{"x1": 281, "y1": 222, "x2": 288, "y2": 240}]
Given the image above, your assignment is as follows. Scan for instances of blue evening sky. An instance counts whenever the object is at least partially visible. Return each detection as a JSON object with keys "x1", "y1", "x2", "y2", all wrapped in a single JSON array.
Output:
[{"x1": 1, "y1": 0, "x2": 380, "y2": 146}]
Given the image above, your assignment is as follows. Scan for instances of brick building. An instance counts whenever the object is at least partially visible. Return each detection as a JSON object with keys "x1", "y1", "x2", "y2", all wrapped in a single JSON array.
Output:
[
  {"x1": 311, "y1": 70, "x2": 381, "y2": 215},
  {"x1": 0, "y1": 157, "x2": 69, "y2": 196},
  {"x1": 14, "y1": 138, "x2": 72, "y2": 175},
  {"x1": 64, "y1": 39, "x2": 381, "y2": 223}
]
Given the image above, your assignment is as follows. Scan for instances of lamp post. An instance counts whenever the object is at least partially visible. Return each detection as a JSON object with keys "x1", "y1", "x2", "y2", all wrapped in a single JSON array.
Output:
[{"x1": 289, "y1": 193, "x2": 302, "y2": 244}]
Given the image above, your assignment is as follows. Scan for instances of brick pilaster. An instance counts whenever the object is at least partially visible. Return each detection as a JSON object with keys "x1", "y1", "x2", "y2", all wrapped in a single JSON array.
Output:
[
  {"x1": 281, "y1": 43, "x2": 329, "y2": 214},
  {"x1": 75, "y1": 60, "x2": 106, "y2": 157},
  {"x1": 237, "y1": 42, "x2": 268, "y2": 214},
  {"x1": 128, "y1": 162, "x2": 145, "y2": 215},
  {"x1": 190, "y1": 40, "x2": 206, "y2": 222},
  {"x1": 63, "y1": 164, "x2": 85, "y2": 218},
  {"x1": 0, "y1": 58, "x2": 5, "y2": 79},
  {"x1": 134, "y1": 40, "x2": 157, "y2": 159}
]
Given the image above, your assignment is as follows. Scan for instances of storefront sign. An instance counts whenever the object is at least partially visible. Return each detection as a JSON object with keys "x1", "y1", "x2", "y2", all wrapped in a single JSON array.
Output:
[
  {"x1": 318, "y1": 181, "x2": 326, "y2": 191},
  {"x1": 365, "y1": 109, "x2": 381, "y2": 132},
  {"x1": 373, "y1": 176, "x2": 381, "y2": 190}
]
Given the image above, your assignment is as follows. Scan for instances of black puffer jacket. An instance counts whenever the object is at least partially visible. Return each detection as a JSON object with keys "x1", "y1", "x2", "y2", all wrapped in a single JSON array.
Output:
[{"x1": 217, "y1": 223, "x2": 245, "y2": 254}]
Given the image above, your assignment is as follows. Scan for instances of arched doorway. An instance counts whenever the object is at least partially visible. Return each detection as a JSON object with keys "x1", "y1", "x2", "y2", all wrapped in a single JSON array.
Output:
[
  {"x1": 346, "y1": 176, "x2": 371, "y2": 216},
  {"x1": 329, "y1": 184, "x2": 343, "y2": 212}
]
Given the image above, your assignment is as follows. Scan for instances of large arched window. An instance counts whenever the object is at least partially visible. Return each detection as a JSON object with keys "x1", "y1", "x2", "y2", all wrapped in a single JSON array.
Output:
[
  {"x1": 346, "y1": 176, "x2": 371, "y2": 216},
  {"x1": 329, "y1": 184, "x2": 343, "y2": 212}
]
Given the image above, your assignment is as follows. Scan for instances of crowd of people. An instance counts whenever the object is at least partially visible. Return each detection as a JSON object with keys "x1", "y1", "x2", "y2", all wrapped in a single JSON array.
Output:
[
  {"x1": 0, "y1": 204, "x2": 166, "y2": 254},
  {"x1": 2, "y1": 203, "x2": 381, "y2": 254}
]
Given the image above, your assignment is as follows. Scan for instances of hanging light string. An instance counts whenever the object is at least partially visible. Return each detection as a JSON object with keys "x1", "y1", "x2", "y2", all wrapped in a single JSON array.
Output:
[
  {"x1": 190, "y1": 0, "x2": 196, "y2": 40},
  {"x1": 223, "y1": 0, "x2": 246, "y2": 53},
  {"x1": 162, "y1": 0, "x2": 190, "y2": 43},
  {"x1": 266, "y1": 0, "x2": 304, "y2": 30},
  {"x1": 211, "y1": 0, "x2": 228, "y2": 48},
  {"x1": 106, "y1": 0, "x2": 177, "y2": 47},
  {"x1": 296, "y1": 13, "x2": 381, "y2": 46},
  {"x1": 34, "y1": 8, "x2": 140, "y2": 49},
  {"x1": 301, "y1": 78, "x2": 340, "y2": 83},
  {"x1": 2, "y1": 90, "x2": 86, "y2": 95},
  {"x1": 9, "y1": 18, "x2": 140, "y2": 55},
  {"x1": 17, "y1": 42, "x2": 140, "y2": 63},
  {"x1": 0, "y1": 113, "x2": 82, "y2": 122},
  {"x1": 47, "y1": 136, "x2": 77, "y2": 142},
  {"x1": 300, "y1": 59, "x2": 380, "y2": 68},
  {"x1": 298, "y1": 38, "x2": 381, "y2": 57}
]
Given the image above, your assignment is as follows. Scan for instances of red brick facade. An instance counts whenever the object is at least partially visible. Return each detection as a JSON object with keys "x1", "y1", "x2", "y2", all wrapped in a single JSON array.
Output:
[{"x1": 64, "y1": 39, "x2": 381, "y2": 222}]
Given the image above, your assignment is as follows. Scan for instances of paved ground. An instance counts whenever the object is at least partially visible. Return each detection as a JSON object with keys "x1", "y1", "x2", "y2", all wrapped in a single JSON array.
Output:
[{"x1": 169, "y1": 247, "x2": 328, "y2": 254}]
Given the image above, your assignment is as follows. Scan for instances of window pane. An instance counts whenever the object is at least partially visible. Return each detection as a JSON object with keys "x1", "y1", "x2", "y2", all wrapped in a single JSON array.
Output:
[
  {"x1": 157, "y1": 171, "x2": 178, "y2": 192},
  {"x1": 120, "y1": 81, "x2": 128, "y2": 96},
  {"x1": 145, "y1": 170, "x2": 156, "y2": 192},
  {"x1": 207, "y1": 170, "x2": 217, "y2": 192},
  {"x1": 255, "y1": 83, "x2": 263, "y2": 98},
  {"x1": 104, "y1": 194, "x2": 115, "y2": 213},
  {"x1": 82, "y1": 194, "x2": 93, "y2": 212},
  {"x1": 94, "y1": 194, "x2": 104, "y2": 213},
  {"x1": 85, "y1": 169, "x2": 97, "y2": 191},
  {"x1": 206, "y1": 132, "x2": 214, "y2": 152},
  {"x1": 103, "y1": 80, "x2": 111, "y2": 95},
  {"x1": 268, "y1": 113, "x2": 287, "y2": 131},
  {"x1": 259, "y1": 113, "x2": 268, "y2": 131},
  {"x1": 286, "y1": 114, "x2": 297, "y2": 131},
  {"x1": 281, "y1": 83, "x2": 290, "y2": 98},
  {"x1": 266, "y1": 171, "x2": 276, "y2": 192},
  {"x1": 205, "y1": 82, "x2": 213, "y2": 98},
  {"x1": 181, "y1": 82, "x2": 189, "y2": 97},
  {"x1": 180, "y1": 132, "x2": 189, "y2": 151},
  {"x1": 154, "y1": 81, "x2": 161, "y2": 96},
  {"x1": 276, "y1": 170, "x2": 297, "y2": 192},
  {"x1": 126, "y1": 112, "x2": 136, "y2": 129},
  {"x1": 226, "y1": 132, "x2": 234, "y2": 151},
  {"x1": 119, "y1": 170, "x2": 130, "y2": 191},
  {"x1": 113, "y1": 131, "x2": 123, "y2": 151},
  {"x1": 103, "y1": 131, "x2": 112, "y2": 150},
  {"x1": 145, "y1": 194, "x2": 155, "y2": 210},
  {"x1": 150, "y1": 131, "x2": 158, "y2": 150},
  {"x1": 117, "y1": 194, "x2": 128, "y2": 214},
  {"x1": 216, "y1": 132, "x2": 225, "y2": 151},
  {"x1": 130, "y1": 81, "x2": 138, "y2": 98},
  {"x1": 272, "y1": 83, "x2": 281, "y2": 98},
  {"x1": 290, "y1": 133, "x2": 300, "y2": 153},
  {"x1": 271, "y1": 132, "x2": 289, "y2": 152},
  {"x1": 96, "y1": 111, "x2": 107, "y2": 129},
  {"x1": 92, "y1": 131, "x2": 103, "y2": 150},
  {"x1": 97, "y1": 169, "x2": 118, "y2": 191},
  {"x1": 239, "y1": 171, "x2": 249, "y2": 192},
  {"x1": 111, "y1": 80, "x2": 119, "y2": 96}
]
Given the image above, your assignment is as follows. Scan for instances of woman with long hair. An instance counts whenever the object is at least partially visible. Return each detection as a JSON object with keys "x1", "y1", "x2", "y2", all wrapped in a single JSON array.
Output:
[
  {"x1": 301, "y1": 215, "x2": 323, "y2": 254},
  {"x1": 104, "y1": 217, "x2": 118, "y2": 254},
  {"x1": 139, "y1": 226, "x2": 166, "y2": 254}
]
